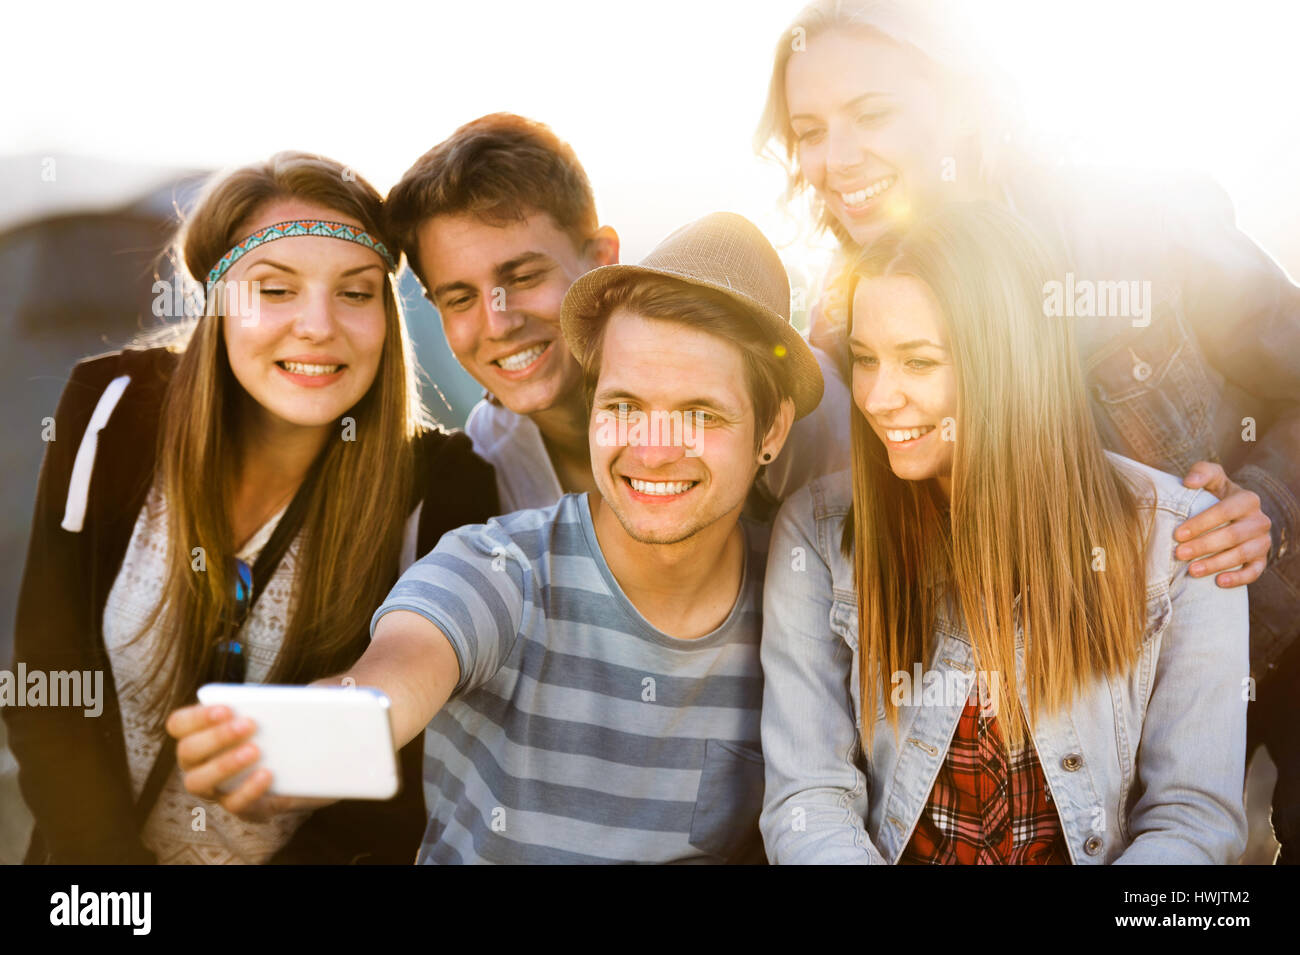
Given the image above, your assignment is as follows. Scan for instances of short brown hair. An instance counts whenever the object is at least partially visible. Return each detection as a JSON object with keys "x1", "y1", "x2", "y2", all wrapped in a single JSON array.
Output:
[
  {"x1": 386, "y1": 113, "x2": 599, "y2": 288},
  {"x1": 578, "y1": 274, "x2": 787, "y2": 451}
]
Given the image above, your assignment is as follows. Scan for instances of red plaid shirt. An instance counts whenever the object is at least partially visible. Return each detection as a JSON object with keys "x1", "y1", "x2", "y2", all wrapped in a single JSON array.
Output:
[{"x1": 900, "y1": 700, "x2": 1070, "y2": 864}]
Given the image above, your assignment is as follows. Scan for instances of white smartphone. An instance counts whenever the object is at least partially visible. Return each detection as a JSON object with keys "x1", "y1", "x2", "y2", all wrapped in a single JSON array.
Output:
[{"x1": 196, "y1": 683, "x2": 401, "y2": 801}]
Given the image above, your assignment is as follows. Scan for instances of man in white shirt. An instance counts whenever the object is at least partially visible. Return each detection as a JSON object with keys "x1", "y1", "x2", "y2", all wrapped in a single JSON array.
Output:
[{"x1": 386, "y1": 112, "x2": 849, "y2": 513}]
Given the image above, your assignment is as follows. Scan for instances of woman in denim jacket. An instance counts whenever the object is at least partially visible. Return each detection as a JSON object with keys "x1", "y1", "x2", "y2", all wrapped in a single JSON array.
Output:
[
  {"x1": 759, "y1": 202, "x2": 1250, "y2": 864},
  {"x1": 757, "y1": 0, "x2": 1299, "y2": 861}
]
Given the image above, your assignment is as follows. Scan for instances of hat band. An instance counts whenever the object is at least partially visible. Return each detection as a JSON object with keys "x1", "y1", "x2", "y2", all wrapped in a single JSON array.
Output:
[{"x1": 206, "y1": 219, "x2": 397, "y2": 285}]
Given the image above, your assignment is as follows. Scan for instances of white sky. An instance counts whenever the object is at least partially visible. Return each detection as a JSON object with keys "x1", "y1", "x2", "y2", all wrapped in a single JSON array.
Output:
[{"x1": 4, "y1": 0, "x2": 1299, "y2": 274}]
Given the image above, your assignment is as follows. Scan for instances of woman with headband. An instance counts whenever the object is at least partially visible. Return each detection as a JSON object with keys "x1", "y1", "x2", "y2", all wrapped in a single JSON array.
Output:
[{"x1": 5, "y1": 152, "x2": 498, "y2": 864}]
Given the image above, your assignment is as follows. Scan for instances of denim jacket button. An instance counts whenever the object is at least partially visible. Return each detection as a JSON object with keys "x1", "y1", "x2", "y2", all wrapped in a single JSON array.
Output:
[
  {"x1": 1130, "y1": 352, "x2": 1153, "y2": 383},
  {"x1": 1062, "y1": 753, "x2": 1083, "y2": 771},
  {"x1": 1084, "y1": 835, "x2": 1104, "y2": 856}
]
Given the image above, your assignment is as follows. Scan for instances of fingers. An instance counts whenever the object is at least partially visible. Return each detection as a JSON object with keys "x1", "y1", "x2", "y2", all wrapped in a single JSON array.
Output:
[
  {"x1": 173, "y1": 708, "x2": 257, "y2": 774},
  {"x1": 165, "y1": 703, "x2": 227, "y2": 742},
  {"x1": 171, "y1": 705, "x2": 260, "y2": 801},
  {"x1": 1220, "y1": 557, "x2": 1268, "y2": 588},
  {"x1": 1185, "y1": 533, "x2": 1271, "y2": 579},
  {"x1": 166, "y1": 705, "x2": 321, "y2": 823},
  {"x1": 1172, "y1": 477, "x2": 1272, "y2": 589},
  {"x1": 1177, "y1": 519, "x2": 1251, "y2": 564},
  {"x1": 181, "y1": 740, "x2": 262, "y2": 801},
  {"x1": 1182, "y1": 461, "x2": 1229, "y2": 497},
  {"x1": 1175, "y1": 487, "x2": 1261, "y2": 548},
  {"x1": 217, "y1": 768, "x2": 275, "y2": 820}
]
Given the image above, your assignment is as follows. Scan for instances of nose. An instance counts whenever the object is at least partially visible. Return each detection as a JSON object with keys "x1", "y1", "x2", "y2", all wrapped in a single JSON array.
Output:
[
  {"x1": 862, "y1": 365, "x2": 907, "y2": 419},
  {"x1": 826, "y1": 119, "x2": 866, "y2": 176},
  {"x1": 626, "y1": 412, "x2": 687, "y2": 471},
  {"x1": 482, "y1": 291, "x2": 526, "y2": 340},
  {"x1": 290, "y1": 287, "x2": 337, "y2": 342}
]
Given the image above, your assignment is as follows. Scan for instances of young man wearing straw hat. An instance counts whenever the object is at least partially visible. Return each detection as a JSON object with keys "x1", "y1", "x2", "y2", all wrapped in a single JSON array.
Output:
[
  {"x1": 385, "y1": 112, "x2": 849, "y2": 514},
  {"x1": 171, "y1": 211, "x2": 822, "y2": 863}
]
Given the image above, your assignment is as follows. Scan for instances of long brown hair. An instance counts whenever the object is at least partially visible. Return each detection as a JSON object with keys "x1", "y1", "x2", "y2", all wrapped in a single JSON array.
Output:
[
  {"x1": 842, "y1": 202, "x2": 1149, "y2": 751},
  {"x1": 133, "y1": 151, "x2": 425, "y2": 731}
]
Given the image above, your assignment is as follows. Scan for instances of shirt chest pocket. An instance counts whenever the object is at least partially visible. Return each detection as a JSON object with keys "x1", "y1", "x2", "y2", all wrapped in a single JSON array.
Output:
[
  {"x1": 1134, "y1": 590, "x2": 1173, "y2": 716},
  {"x1": 688, "y1": 739, "x2": 766, "y2": 863},
  {"x1": 1086, "y1": 302, "x2": 1220, "y2": 478},
  {"x1": 830, "y1": 597, "x2": 885, "y2": 723}
]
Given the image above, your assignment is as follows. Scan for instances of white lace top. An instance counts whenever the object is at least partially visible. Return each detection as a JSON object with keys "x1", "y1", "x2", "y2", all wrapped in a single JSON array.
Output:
[{"x1": 102, "y1": 482, "x2": 314, "y2": 864}]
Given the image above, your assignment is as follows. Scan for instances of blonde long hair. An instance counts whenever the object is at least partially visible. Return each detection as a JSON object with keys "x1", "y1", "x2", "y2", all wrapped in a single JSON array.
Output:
[
  {"x1": 842, "y1": 202, "x2": 1149, "y2": 751},
  {"x1": 134, "y1": 152, "x2": 425, "y2": 731},
  {"x1": 755, "y1": 0, "x2": 1020, "y2": 248}
]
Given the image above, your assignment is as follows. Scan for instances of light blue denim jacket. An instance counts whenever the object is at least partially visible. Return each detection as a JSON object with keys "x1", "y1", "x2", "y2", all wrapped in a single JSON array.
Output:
[
  {"x1": 809, "y1": 167, "x2": 1300, "y2": 677},
  {"x1": 759, "y1": 454, "x2": 1250, "y2": 864}
]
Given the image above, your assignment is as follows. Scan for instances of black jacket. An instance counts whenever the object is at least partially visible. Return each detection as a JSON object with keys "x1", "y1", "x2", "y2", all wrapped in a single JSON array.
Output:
[{"x1": 4, "y1": 347, "x2": 499, "y2": 864}]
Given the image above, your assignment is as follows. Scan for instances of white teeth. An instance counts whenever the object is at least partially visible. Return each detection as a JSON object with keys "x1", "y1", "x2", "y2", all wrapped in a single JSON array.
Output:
[
  {"x1": 280, "y1": 361, "x2": 340, "y2": 376},
  {"x1": 886, "y1": 425, "x2": 934, "y2": 443},
  {"x1": 840, "y1": 176, "x2": 895, "y2": 207},
  {"x1": 496, "y1": 344, "x2": 547, "y2": 371},
  {"x1": 628, "y1": 479, "x2": 694, "y2": 496}
]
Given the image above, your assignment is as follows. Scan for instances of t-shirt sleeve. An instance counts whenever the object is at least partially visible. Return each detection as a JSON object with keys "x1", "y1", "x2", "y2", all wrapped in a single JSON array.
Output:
[{"x1": 370, "y1": 518, "x2": 529, "y2": 695}]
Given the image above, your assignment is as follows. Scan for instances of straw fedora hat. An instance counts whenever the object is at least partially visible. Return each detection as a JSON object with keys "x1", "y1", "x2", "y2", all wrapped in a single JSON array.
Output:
[{"x1": 560, "y1": 212, "x2": 824, "y2": 419}]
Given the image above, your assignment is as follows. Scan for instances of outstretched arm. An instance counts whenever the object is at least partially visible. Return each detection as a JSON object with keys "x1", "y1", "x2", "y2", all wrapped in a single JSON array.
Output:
[{"x1": 166, "y1": 610, "x2": 461, "y2": 822}]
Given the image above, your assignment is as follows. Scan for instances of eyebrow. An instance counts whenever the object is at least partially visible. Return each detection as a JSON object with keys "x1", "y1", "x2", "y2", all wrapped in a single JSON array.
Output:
[
  {"x1": 790, "y1": 93, "x2": 892, "y2": 124},
  {"x1": 243, "y1": 258, "x2": 382, "y2": 278},
  {"x1": 496, "y1": 251, "x2": 551, "y2": 275},
  {"x1": 849, "y1": 336, "x2": 948, "y2": 352},
  {"x1": 594, "y1": 388, "x2": 742, "y2": 417},
  {"x1": 431, "y1": 251, "x2": 553, "y2": 301}
]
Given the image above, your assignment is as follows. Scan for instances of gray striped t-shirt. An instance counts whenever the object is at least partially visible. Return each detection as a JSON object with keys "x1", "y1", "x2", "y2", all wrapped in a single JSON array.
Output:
[{"x1": 371, "y1": 493, "x2": 769, "y2": 864}]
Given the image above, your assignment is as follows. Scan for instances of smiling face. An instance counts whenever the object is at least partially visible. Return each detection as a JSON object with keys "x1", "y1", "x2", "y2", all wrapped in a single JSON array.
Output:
[
  {"x1": 221, "y1": 198, "x2": 389, "y2": 435},
  {"x1": 784, "y1": 28, "x2": 966, "y2": 250},
  {"x1": 417, "y1": 210, "x2": 610, "y2": 416},
  {"x1": 589, "y1": 309, "x2": 772, "y2": 546},
  {"x1": 850, "y1": 274, "x2": 957, "y2": 496}
]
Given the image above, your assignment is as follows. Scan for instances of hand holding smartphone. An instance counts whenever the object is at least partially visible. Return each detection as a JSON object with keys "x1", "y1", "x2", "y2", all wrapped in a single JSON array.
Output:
[{"x1": 195, "y1": 683, "x2": 402, "y2": 800}]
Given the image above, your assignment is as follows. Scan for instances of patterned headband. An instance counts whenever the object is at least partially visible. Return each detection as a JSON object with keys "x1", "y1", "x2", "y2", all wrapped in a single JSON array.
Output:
[{"x1": 206, "y1": 219, "x2": 398, "y2": 285}]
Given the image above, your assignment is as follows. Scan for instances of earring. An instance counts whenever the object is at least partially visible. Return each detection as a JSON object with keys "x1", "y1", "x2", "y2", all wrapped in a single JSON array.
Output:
[{"x1": 761, "y1": 451, "x2": 773, "y2": 463}]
